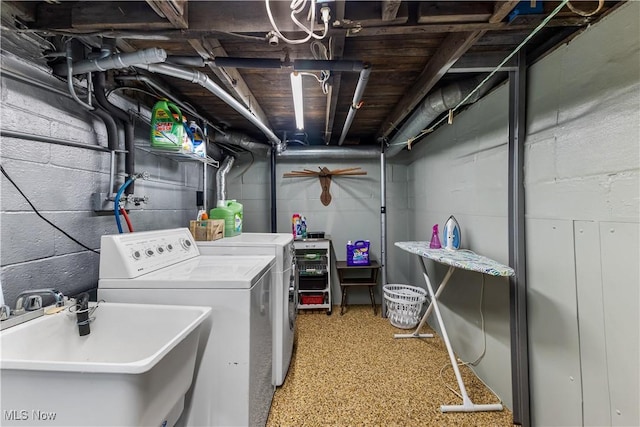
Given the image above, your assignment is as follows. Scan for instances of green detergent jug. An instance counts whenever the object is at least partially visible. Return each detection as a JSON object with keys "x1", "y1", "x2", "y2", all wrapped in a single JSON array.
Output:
[
  {"x1": 210, "y1": 200, "x2": 243, "y2": 237},
  {"x1": 150, "y1": 100, "x2": 183, "y2": 150}
]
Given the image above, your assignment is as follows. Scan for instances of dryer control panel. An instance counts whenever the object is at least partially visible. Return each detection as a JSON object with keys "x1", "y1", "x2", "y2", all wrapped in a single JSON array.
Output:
[{"x1": 99, "y1": 228, "x2": 200, "y2": 279}]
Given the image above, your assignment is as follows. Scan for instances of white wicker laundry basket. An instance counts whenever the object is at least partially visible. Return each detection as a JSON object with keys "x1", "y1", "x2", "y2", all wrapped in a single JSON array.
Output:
[{"x1": 383, "y1": 284, "x2": 428, "y2": 329}]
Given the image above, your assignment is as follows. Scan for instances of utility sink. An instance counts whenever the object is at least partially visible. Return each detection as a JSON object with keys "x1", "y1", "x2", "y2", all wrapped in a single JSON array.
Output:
[{"x1": 0, "y1": 302, "x2": 211, "y2": 427}]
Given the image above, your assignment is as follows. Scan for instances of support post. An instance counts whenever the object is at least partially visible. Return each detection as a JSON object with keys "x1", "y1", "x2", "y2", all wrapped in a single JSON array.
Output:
[
  {"x1": 380, "y1": 145, "x2": 388, "y2": 317},
  {"x1": 270, "y1": 145, "x2": 277, "y2": 233},
  {"x1": 508, "y1": 50, "x2": 530, "y2": 427}
]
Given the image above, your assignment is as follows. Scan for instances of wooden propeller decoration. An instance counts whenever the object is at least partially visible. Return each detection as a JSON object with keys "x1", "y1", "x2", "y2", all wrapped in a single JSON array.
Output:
[{"x1": 283, "y1": 166, "x2": 367, "y2": 206}]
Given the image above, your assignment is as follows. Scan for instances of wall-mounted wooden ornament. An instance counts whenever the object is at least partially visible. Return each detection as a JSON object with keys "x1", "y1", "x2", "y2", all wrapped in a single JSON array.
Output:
[{"x1": 283, "y1": 167, "x2": 367, "y2": 206}]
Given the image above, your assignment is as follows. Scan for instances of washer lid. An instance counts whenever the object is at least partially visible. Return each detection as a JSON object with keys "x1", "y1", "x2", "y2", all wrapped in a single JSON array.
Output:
[
  {"x1": 122, "y1": 255, "x2": 275, "y2": 289},
  {"x1": 198, "y1": 232, "x2": 293, "y2": 246}
]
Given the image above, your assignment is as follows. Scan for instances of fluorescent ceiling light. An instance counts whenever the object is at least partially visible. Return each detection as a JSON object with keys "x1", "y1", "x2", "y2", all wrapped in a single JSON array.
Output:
[{"x1": 290, "y1": 72, "x2": 304, "y2": 130}]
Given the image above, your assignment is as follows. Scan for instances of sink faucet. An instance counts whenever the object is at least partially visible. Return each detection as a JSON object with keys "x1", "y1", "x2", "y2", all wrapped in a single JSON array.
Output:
[
  {"x1": 1, "y1": 289, "x2": 65, "y2": 330},
  {"x1": 15, "y1": 288, "x2": 65, "y2": 313}
]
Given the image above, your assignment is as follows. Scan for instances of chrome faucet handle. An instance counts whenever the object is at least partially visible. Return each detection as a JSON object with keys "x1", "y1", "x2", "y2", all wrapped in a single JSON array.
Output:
[
  {"x1": 0, "y1": 305, "x2": 10, "y2": 321},
  {"x1": 15, "y1": 288, "x2": 65, "y2": 311},
  {"x1": 15, "y1": 295, "x2": 42, "y2": 312}
]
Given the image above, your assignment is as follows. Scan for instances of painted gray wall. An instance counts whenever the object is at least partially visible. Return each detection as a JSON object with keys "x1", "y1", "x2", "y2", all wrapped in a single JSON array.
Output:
[
  {"x1": 0, "y1": 52, "x2": 216, "y2": 307},
  {"x1": 225, "y1": 157, "x2": 410, "y2": 304},
  {"x1": 403, "y1": 2, "x2": 639, "y2": 424},
  {"x1": 0, "y1": 3, "x2": 638, "y2": 425}
]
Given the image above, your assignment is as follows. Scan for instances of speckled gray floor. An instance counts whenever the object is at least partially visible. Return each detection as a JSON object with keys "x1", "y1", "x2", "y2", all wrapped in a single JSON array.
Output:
[{"x1": 267, "y1": 305, "x2": 514, "y2": 427}]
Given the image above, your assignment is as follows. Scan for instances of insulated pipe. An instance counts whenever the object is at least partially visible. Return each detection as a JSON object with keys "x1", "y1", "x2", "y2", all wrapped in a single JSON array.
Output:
[
  {"x1": 293, "y1": 59, "x2": 365, "y2": 72},
  {"x1": 276, "y1": 146, "x2": 380, "y2": 160},
  {"x1": 212, "y1": 131, "x2": 271, "y2": 157},
  {"x1": 90, "y1": 107, "x2": 119, "y2": 152},
  {"x1": 216, "y1": 156, "x2": 235, "y2": 204},
  {"x1": 337, "y1": 65, "x2": 371, "y2": 146},
  {"x1": 56, "y1": 48, "x2": 167, "y2": 75},
  {"x1": 213, "y1": 57, "x2": 283, "y2": 69},
  {"x1": 386, "y1": 75, "x2": 497, "y2": 157},
  {"x1": 138, "y1": 63, "x2": 281, "y2": 145},
  {"x1": 94, "y1": 72, "x2": 136, "y2": 194}
]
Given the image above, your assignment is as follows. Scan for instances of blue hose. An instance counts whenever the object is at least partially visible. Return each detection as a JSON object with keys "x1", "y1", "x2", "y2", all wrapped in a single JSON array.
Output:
[{"x1": 114, "y1": 177, "x2": 135, "y2": 233}]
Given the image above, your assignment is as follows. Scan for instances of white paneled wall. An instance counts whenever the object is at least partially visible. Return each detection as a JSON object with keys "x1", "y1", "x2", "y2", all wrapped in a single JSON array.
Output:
[{"x1": 404, "y1": 2, "x2": 639, "y2": 423}]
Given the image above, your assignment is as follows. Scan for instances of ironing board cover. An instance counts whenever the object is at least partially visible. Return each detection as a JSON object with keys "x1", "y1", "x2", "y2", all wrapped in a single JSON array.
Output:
[{"x1": 395, "y1": 241, "x2": 515, "y2": 277}]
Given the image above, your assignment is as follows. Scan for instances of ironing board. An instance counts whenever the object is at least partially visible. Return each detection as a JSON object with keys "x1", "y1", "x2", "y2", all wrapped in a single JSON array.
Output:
[{"x1": 394, "y1": 241, "x2": 514, "y2": 413}]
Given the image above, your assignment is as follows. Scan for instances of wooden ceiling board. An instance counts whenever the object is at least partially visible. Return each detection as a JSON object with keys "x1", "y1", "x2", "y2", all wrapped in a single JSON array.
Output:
[{"x1": 3, "y1": 0, "x2": 619, "y2": 150}]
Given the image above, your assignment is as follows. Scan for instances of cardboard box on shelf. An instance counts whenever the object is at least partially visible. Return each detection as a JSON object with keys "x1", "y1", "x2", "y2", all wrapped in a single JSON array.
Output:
[{"x1": 189, "y1": 219, "x2": 224, "y2": 241}]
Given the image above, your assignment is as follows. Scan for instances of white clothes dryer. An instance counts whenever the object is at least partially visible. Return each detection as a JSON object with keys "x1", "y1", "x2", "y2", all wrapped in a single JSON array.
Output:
[
  {"x1": 98, "y1": 228, "x2": 275, "y2": 427},
  {"x1": 197, "y1": 233, "x2": 297, "y2": 387}
]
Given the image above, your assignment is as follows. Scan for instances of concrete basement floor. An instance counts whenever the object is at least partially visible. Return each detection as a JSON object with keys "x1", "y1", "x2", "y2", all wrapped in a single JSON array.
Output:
[{"x1": 267, "y1": 305, "x2": 515, "y2": 426}]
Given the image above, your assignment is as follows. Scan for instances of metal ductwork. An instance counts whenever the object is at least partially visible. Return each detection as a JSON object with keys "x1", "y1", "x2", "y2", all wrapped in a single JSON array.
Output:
[
  {"x1": 338, "y1": 64, "x2": 371, "y2": 146},
  {"x1": 386, "y1": 75, "x2": 498, "y2": 157},
  {"x1": 213, "y1": 131, "x2": 271, "y2": 157},
  {"x1": 137, "y1": 63, "x2": 281, "y2": 146},
  {"x1": 277, "y1": 146, "x2": 380, "y2": 160},
  {"x1": 216, "y1": 156, "x2": 235, "y2": 204},
  {"x1": 55, "y1": 48, "x2": 167, "y2": 76}
]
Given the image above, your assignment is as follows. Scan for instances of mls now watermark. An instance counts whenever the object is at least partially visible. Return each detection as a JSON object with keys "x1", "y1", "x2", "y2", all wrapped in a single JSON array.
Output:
[{"x1": 4, "y1": 409, "x2": 57, "y2": 421}]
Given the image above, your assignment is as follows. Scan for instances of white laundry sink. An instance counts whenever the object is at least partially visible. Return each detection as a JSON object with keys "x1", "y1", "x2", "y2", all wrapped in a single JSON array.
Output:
[{"x1": 0, "y1": 302, "x2": 211, "y2": 427}]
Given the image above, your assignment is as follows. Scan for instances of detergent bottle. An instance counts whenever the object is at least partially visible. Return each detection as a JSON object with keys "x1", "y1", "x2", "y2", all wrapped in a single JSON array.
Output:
[
  {"x1": 189, "y1": 121, "x2": 206, "y2": 158},
  {"x1": 150, "y1": 99, "x2": 183, "y2": 150},
  {"x1": 291, "y1": 214, "x2": 301, "y2": 239},
  {"x1": 178, "y1": 115, "x2": 194, "y2": 153},
  {"x1": 210, "y1": 200, "x2": 243, "y2": 237},
  {"x1": 300, "y1": 216, "x2": 307, "y2": 238}
]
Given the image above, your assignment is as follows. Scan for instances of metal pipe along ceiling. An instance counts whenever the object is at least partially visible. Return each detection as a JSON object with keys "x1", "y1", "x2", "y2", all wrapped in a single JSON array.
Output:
[
  {"x1": 138, "y1": 63, "x2": 281, "y2": 145},
  {"x1": 386, "y1": 75, "x2": 497, "y2": 157},
  {"x1": 55, "y1": 48, "x2": 167, "y2": 75},
  {"x1": 338, "y1": 65, "x2": 371, "y2": 146},
  {"x1": 213, "y1": 131, "x2": 271, "y2": 157},
  {"x1": 277, "y1": 146, "x2": 380, "y2": 160}
]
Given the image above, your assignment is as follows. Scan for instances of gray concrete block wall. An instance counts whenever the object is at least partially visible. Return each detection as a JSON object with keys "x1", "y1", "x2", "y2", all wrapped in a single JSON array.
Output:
[
  {"x1": 0, "y1": 52, "x2": 215, "y2": 307},
  {"x1": 403, "y1": 2, "x2": 639, "y2": 422},
  {"x1": 225, "y1": 158, "x2": 411, "y2": 305}
]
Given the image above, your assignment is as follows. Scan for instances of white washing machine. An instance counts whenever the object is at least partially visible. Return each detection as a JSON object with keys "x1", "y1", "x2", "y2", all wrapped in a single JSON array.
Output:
[
  {"x1": 197, "y1": 233, "x2": 297, "y2": 387},
  {"x1": 97, "y1": 228, "x2": 275, "y2": 427}
]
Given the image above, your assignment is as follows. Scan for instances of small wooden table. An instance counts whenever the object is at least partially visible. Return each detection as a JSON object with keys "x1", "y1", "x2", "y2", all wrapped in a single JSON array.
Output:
[{"x1": 335, "y1": 260, "x2": 380, "y2": 315}]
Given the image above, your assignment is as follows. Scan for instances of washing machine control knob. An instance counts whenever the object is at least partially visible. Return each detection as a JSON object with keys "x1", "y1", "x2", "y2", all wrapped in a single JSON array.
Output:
[
  {"x1": 166, "y1": 244, "x2": 174, "y2": 251},
  {"x1": 180, "y1": 238, "x2": 192, "y2": 250},
  {"x1": 157, "y1": 246, "x2": 165, "y2": 254},
  {"x1": 132, "y1": 250, "x2": 141, "y2": 260},
  {"x1": 145, "y1": 249, "x2": 154, "y2": 257}
]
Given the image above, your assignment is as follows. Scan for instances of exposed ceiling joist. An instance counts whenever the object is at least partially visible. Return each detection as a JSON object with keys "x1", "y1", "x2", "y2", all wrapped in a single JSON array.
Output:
[
  {"x1": 188, "y1": 38, "x2": 272, "y2": 129},
  {"x1": 323, "y1": 0, "x2": 346, "y2": 145},
  {"x1": 382, "y1": 0, "x2": 402, "y2": 21},
  {"x1": 378, "y1": 0, "x2": 520, "y2": 138},
  {"x1": 145, "y1": 0, "x2": 188, "y2": 29}
]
